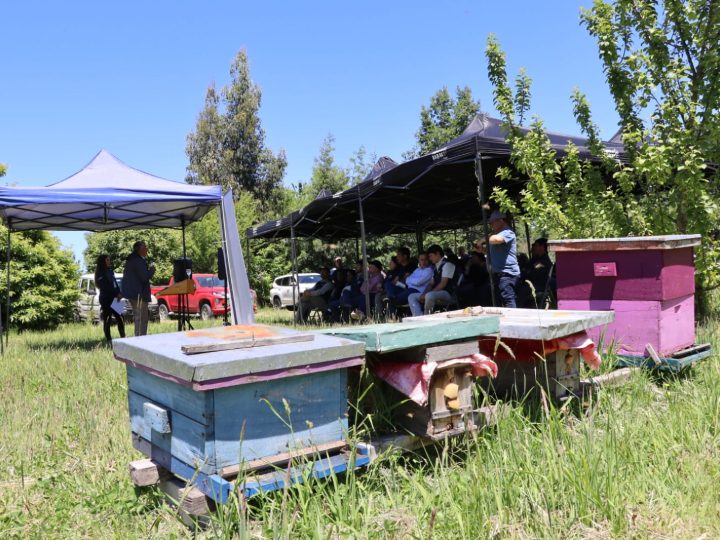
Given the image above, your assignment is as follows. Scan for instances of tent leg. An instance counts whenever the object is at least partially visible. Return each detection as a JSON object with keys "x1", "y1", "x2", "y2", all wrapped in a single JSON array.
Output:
[
  {"x1": 357, "y1": 188, "x2": 371, "y2": 321},
  {"x1": 475, "y1": 153, "x2": 497, "y2": 307},
  {"x1": 180, "y1": 220, "x2": 192, "y2": 331},
  {"x1": 290, "y1": 220, "x2": 299, "y2": 326},
  {"x1": 5, "y1": 224, "x2": 10, "y2": 348},
  {"x1": 415, "y1": 227, "x2": 423, "y2": 254}
]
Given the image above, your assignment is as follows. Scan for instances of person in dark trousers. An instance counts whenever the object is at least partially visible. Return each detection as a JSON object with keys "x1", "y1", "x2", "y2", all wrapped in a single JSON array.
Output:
[
  {"x1": 483, "y1": 211, "x2": 521, "y2": 308},
  {"x1": 122, "y1": 240, "x2": 155, "y2": 336},
  {"x1": 95, "y1": 254, "x2": 125, "y2": 342}
]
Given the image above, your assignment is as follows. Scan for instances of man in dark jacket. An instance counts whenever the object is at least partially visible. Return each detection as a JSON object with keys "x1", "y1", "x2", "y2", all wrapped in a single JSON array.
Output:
[{"x1": 122, "y1": 240, "x2": 155, "y2": 336}]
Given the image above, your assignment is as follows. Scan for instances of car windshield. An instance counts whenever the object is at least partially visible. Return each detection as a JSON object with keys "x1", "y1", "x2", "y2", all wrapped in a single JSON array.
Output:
[
  {"x1": 197, "y1": 276, "x2": 224, "y2": 288},
  {"x1": 299, "y1": 275, "x2": 321, "y2": 284}
]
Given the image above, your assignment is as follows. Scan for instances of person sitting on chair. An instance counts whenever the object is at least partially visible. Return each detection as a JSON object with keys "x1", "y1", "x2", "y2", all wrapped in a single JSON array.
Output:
[
  {"x1": 296, "y1": 267, "x2": 333, "y2": 323},
  {"x1": 408, "y1": 245, "x2": 457, "y2": 316},
  {"x1": 386, "y1": 251, "x2": 434, "y2": 316},
  {"x1": 350, "y1": 260, "x2": 384, "y2": 319}
]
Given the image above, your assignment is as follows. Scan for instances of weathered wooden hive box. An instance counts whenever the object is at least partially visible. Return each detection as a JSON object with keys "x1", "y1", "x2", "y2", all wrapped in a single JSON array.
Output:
[
  {"x1": 408, "y1": 308, "x2": 613, "y2": 401},
  {"x1": 113, "y1": 324, "x2": 365, "y2": 501},
  {"x1": 549, "y1": 235, "x2": 700, "y2": 358},
  {"x1": 320, "y1": 317, "x2": 500, "y2": 439}
]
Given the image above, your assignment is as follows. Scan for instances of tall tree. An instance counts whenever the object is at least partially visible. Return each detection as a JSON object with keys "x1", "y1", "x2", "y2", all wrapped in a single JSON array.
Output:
[
  {"x1": 348, "y1": 145, "x2": 377, "y2": 185},
  {"x1": 186, "y1": 50, "x2": 287, "y2": 210},
  {"x1": 304, "y1": 134, "x2": 349, "y2": 201},
  {"x1": 409, "y1": 86, "x2": 481, "y2": 157}
]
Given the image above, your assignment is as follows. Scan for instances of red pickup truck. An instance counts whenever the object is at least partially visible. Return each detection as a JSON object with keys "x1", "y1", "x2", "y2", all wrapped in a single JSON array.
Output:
[{"x1": 151, "y1": 274, "x2": 231, "y2": 321}]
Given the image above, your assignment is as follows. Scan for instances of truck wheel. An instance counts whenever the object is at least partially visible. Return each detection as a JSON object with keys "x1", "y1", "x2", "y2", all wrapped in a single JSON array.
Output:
[
  {"x1": 272, "y1": 296, "x2": 282, "y2": 309},
  {"x1": 158, "y1": 303, "x2": 169, "y2": 321},
  {"x1": 200, "y1": 303, "x2": 214, "y2": 321}
]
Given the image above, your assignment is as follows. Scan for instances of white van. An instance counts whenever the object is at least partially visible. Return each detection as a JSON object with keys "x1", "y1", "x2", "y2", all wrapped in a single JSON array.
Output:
[
  {"x1": 75, "y1": 273, "x2": 160, "y2": 323},
  {"x1": 268, "y1": 273, "x2": 322, "y2": 308}
]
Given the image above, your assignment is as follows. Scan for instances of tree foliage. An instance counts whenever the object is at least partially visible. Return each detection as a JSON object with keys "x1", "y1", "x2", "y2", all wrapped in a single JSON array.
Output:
[
  {"x1": 84, "y1": 229, "x2": 181, "y2": 284},
  {"x1": 302, "y1": 134, "x2": 350, "y2": 202},
  {"x1": 485, "y1": 5, "x2": 720, "y2": 295},
  {"x1": 408, "y1": 86, "x2": 481, "y2": 157},
  {"x1": 0, "y1": 227, "x2": 78, "y2": 330},
  {"x1": 185, "y1": 49, "x2": 287, "y2": 212}
]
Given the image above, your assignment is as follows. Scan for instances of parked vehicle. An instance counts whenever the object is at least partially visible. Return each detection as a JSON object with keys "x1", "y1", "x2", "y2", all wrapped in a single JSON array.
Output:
[
  {"x1": 75, "y1": 273, "x2": 160, "y2": 323},
  {"x1": 269, "y1": 273, "x2": 322, "y2": 308},
  {"x1": 151, "y1": 273, "x2": 237, "y2": 321}
]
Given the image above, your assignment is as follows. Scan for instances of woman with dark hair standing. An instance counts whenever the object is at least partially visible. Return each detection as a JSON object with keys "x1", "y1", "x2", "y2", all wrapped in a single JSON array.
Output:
[{"x1": 94, "y1": 254, "x2": 125, "y2": 342}]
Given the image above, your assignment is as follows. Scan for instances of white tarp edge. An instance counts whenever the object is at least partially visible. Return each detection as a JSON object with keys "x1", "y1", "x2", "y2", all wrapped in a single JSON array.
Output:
[{"x1": 219, "y1": 190, "x2": 255, "y2": 325}]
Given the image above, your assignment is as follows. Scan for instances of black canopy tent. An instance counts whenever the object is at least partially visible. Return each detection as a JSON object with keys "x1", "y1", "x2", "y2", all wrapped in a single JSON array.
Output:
[
  {"x1": 248, "y1": 114, "x2": 628, "y2": 312},
  {"x1": 247, "y1": 114, "x2": 628, "y2": 241}
]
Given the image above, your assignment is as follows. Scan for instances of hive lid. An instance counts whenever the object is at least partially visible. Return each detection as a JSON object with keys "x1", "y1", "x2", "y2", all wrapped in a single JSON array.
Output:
[
  {"x1": 406, "y1": 308, "x2": 614, "y2": 341},
  {"x1": 113, "y1": 324, "x2": 365, "y2": 383},
  {"x1": 548, "y1": 234, "x2": 700, "y2": 252},
  {"x1": 317, "y1": 316, "x2": 499, "y2": 353}
]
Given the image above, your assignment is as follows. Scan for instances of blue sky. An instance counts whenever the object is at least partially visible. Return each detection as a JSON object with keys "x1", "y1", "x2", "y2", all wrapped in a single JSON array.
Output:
[{"x1": 1, "y1": 1, "x2": 618, "y2": 268}]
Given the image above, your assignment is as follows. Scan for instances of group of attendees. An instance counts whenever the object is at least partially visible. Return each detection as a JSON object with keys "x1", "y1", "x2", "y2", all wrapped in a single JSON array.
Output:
[{"x1": 294, "y1": 211, "x2": 556, "y2": 323}]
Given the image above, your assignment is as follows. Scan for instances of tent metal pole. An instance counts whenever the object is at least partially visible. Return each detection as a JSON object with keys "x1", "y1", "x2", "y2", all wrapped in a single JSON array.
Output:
[
  {"x1": 475, "y1": 151, "x2": 497, "y2": 307},
  {"x1": 415, "y1": 226, "x2": 423, "y2": 253},
  {"x1": 357, "y1": 186, "x2": 371, "y2": 321},
  {"x1": 5, "y1": 222, "x2": 10, "y2": 347},
  {"x1": 290, "y1": 219, "x2": 299, "y2": 326}
]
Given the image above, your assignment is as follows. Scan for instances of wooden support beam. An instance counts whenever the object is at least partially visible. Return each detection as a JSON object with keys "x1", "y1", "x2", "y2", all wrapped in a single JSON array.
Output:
[
  {"x1": 181, "y1": 333, "x2": 314, "y2": 355},
  {"x1": 129, "y1": 459, "x2": 168, "y2": 487},
  {"x1": 219, "y1": 440, "x2": 348, "y2": 478},
  {"x1": 159, "y1": 476, "x2": 214, "y2": 523}
]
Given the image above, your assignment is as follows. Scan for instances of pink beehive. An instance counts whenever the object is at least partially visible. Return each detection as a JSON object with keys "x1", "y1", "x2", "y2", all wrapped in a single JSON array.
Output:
[{"x1": 548, "y1": 235, "x2": 701, "y2": 358}]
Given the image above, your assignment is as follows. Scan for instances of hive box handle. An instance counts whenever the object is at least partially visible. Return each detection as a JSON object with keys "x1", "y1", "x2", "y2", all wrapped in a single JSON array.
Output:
[{"x1": 143, "y1": 402, "x2": 171, "y2": 434}]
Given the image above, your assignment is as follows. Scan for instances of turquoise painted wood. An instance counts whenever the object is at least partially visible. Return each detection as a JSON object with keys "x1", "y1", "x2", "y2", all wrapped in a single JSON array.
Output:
[
  {"x1": 125, "y1": 361, "x2": 352, "y2": 477},
  {"x1": 143, "y1": 402, "x2": 171, "y2": 434},
  {"x1": 317, "y1": 317, "x2": 499, "y2": 353}
]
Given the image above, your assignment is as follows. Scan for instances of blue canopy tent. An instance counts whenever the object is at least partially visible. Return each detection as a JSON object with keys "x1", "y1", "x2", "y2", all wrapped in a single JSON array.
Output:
[{"x1": 0, "y1": 150, "x2": 254, "y2": 346}]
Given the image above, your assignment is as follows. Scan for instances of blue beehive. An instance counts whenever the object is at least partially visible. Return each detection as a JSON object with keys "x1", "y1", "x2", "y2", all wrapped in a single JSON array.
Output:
[{"x1": 113, "y1": 325, "x2": 366, "y2": 503}]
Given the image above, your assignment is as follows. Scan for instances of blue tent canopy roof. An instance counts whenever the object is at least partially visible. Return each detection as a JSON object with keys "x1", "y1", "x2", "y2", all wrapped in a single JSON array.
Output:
[{"x1": 0, "y1": 150, "x2": 222, "y2": 231}]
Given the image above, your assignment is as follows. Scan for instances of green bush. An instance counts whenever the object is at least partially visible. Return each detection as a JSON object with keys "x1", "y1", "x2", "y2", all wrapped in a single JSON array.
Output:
[{"x1": 0, "y1": 227, "x2": 79, "y2": 331}]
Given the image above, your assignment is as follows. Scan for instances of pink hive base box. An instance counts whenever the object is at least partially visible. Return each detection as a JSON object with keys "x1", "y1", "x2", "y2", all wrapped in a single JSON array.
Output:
[{"x1": 558, "y1": 295, "x2": 695, "y2": 357}]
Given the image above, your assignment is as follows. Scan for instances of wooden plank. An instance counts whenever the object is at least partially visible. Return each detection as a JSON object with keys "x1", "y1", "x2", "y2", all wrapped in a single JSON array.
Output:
[
  {"x1": 181, "y1": 333, "x2": 314, "y2": 355},
  {"x1": 129, "y1": 459, "x2": 168, "y2": 487},
  {"x1": 548, "y1": 234, "x2": 700, "y2": 252},
  {"x1": 156, "y1": 279, "x2": 196, "y2": 297},
  {"x1": 582, "y1": 367, "x2": 638, "y2": 389},
  {"x1": 159, "y1": 476, "x2": 213, "y2": 519},
  {"x1": 366, "y1": 340, "x2": 479, "y2": 364},
  {"x1": 219, "y1": 440, "x2": 348, "y2": 478},
  {"x1": 318, "y1": 317, "x2": 499, "y2": 353}
]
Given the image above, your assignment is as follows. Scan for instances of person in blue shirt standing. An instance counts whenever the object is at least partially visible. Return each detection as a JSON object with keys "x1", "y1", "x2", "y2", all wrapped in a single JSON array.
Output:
[{"x1": 483, "y1": 211, "x2": 521, "y2": 308}]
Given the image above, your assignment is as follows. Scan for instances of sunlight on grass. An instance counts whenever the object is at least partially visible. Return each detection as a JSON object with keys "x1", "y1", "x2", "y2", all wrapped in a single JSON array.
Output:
[{"x1": 0, "y1": 315, "x2": 718, "y2": 538}]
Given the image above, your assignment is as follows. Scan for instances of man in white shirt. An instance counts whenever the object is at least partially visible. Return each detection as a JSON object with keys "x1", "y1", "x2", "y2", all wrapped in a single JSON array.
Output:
[
  {"x1": 408, "y1": 245, "x2": 457, "y2": 316},
  {"x1": 295, "y1": 267, "x2": 334, "y2": 323},
  {"x1": 386, "y1": 252, "x2": 433, "y2": 315}
]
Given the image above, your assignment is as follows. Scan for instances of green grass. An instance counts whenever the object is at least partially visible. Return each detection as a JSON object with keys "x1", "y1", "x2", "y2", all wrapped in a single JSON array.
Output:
[{"x1": 0, "y1": 309, "x2": 718, "y2": 538}]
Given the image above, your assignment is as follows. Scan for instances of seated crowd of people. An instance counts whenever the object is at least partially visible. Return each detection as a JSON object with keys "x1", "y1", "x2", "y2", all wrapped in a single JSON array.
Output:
[{"x1": 294, "y1": 228, "x2": 556, "y2": 324}]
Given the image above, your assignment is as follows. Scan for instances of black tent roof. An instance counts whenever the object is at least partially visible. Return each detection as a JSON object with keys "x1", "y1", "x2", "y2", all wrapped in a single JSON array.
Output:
[{"x1": 247, "y1": 114, "x2": 627, "y2": 240}]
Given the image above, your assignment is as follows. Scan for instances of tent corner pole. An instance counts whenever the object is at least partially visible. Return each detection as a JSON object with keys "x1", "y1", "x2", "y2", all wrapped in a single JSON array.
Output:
[
  {"x1": 475, "y1": 152, "x2": 497, "y2": 307},
  {"x1": 290, "y1": 219, "x2": 299, "y2": 327},
  {"x1": 5, "y1": 221, "x2": 11, "y2": 348},
  {"x1": 357, "y1": 187, "x2": 370, "y2": 321}
]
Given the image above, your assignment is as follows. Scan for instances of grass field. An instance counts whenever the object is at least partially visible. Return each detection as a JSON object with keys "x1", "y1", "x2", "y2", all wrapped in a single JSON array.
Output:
[{"x1": 0, "y1": 308, "x2": 718, "y2": 539}]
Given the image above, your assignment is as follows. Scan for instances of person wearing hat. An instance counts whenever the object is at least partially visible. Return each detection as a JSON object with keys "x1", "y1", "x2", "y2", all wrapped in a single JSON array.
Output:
[{"x1": 484, "y1": 211, "x2": 521, "y2": 308}]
